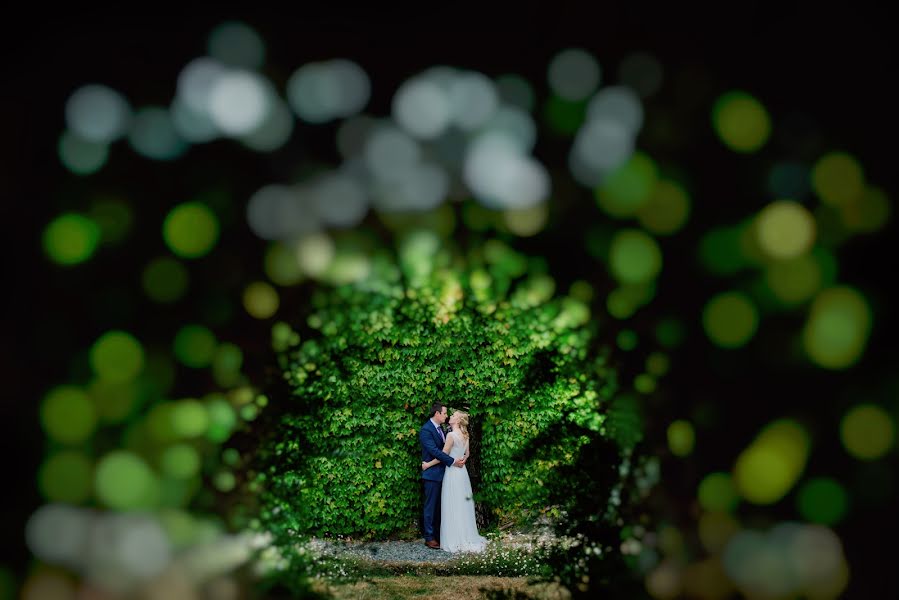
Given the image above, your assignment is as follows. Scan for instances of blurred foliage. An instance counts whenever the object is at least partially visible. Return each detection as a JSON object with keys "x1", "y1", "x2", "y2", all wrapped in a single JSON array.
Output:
[{"x1": 11, "y1": 9, "x2": 899, "y2": 599}]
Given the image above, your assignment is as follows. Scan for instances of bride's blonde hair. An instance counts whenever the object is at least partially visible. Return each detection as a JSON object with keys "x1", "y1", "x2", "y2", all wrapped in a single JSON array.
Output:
[{"x1": 452, "y1": 410, "x2": 470, "y2": 439}]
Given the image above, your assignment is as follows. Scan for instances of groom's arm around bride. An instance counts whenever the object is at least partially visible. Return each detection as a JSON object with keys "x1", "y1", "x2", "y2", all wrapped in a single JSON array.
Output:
[{"x1": 418, "y1": 424, "x2": 460, "y2": 480}]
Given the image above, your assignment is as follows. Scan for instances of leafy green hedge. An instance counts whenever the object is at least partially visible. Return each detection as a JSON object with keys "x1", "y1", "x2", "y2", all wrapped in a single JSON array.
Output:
[{"x1": 254, "y1": 232, "x2": 627, "y2": 543}]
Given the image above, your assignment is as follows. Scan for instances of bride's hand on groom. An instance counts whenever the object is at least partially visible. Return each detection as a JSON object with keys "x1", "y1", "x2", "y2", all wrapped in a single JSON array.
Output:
[{"x1": 421, "y1": 462, "x2": 430, "y2": 470}]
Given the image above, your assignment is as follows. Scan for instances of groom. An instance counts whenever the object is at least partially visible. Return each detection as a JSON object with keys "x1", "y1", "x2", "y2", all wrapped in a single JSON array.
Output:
[{"x1": 419, "y1": 402, "x2": 464, "y2": 549}]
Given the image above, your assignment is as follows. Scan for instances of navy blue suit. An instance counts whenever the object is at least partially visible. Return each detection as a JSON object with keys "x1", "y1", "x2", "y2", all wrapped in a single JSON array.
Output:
[{"x1": 419, "y1": 419, "x2": 456, "y2": 542}]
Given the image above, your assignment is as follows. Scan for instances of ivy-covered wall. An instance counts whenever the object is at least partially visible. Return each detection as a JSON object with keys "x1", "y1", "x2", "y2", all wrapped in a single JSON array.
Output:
[{"x1": 256, "y1": 233, "x2": 625, "y2": 541}]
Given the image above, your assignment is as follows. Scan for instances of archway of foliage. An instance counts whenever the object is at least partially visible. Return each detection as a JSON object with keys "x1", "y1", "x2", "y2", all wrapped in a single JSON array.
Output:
[{"x1": 253, "y1": 231, "x2": 643, "y2": 551}]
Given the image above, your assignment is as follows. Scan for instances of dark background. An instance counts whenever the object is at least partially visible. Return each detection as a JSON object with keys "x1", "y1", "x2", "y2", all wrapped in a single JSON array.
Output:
[{"x1": 3, "y1": 3, "x2": 896, "y2": 596}]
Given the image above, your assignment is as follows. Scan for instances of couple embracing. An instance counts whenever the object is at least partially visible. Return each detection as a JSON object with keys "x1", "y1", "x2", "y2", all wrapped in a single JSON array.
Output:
[{"x1": 418, "y1": 402, "x2": 488, "y2": 553}]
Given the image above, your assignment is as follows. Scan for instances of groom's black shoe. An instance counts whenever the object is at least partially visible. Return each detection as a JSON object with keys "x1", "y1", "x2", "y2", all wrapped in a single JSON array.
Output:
[{"x1": 425, "y1": 540, "x2": 440, "y2": 549}]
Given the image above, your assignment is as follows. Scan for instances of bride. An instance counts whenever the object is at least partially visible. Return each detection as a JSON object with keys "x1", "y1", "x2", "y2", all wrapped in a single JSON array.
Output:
[{"x1": 422, "y1": 410, "x2": 488, "y2": 553}]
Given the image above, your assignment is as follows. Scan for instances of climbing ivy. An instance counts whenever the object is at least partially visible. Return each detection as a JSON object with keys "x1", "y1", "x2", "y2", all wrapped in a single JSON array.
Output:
[{"x1": 254, "y1": 232, "x2": 631, "y2": 549}]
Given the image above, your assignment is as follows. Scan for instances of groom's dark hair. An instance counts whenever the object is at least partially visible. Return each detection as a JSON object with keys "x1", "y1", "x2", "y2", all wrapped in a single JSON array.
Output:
[{"x1": 427, "y1": 402, "x2": 445, "y2": 418}]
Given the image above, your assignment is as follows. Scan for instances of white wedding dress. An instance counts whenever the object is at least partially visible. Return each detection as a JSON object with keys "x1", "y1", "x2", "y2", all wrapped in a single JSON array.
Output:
[{"x1": 440, "y1": 431, "x2": 488, "y2": 553}]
